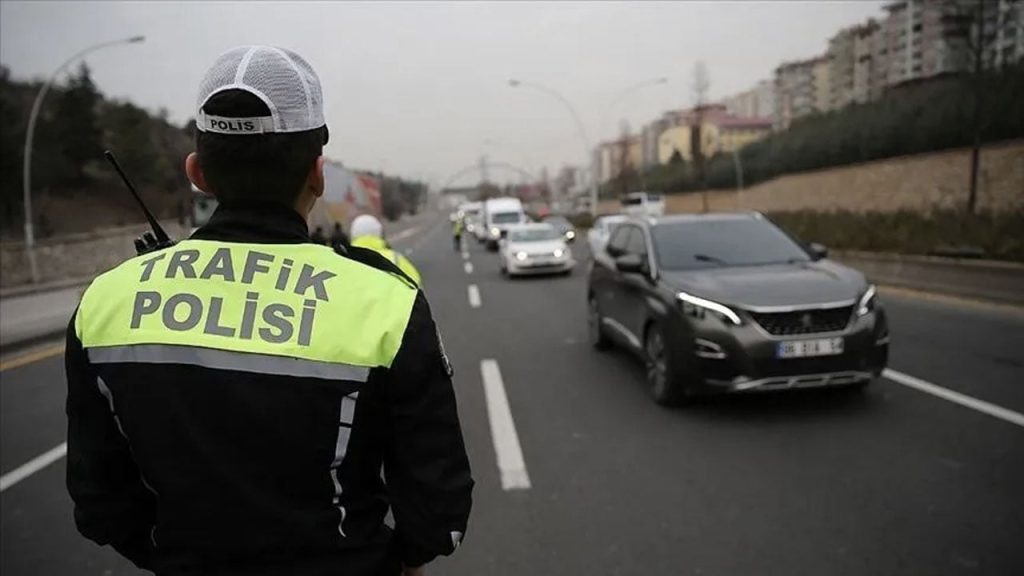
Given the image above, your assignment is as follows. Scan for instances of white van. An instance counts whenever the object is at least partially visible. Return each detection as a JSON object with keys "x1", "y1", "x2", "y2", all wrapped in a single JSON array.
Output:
[
  {"x1": 620, "y1": 191, "x2": 665, "y2": 217},
  {"x1": 483, "y1": 197, "x2": 526, "y2": 250}
]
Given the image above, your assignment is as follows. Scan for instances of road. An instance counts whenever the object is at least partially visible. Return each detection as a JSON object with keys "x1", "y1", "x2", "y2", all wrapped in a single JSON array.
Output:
[{"x1": 3, "y1": 212, "x2": 1023, "y2": 575}]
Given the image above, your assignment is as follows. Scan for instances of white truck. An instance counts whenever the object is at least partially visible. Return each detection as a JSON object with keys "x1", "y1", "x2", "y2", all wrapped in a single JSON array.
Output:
[{"x1": 483, "y1": 197, "x2": 527, "y2": 251}]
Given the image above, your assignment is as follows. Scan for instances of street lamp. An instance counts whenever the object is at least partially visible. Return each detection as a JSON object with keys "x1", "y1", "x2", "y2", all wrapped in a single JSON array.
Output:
[
  {"x1": 508, "y1": 78, "x2": 597, "y2": 216},
  {"x1": 21, "y1": 35, "x2": 145, "y2": 284}
]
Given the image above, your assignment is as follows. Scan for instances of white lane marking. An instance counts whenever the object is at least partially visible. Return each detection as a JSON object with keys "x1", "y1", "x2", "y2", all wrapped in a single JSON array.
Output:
[
  {"x1": 0, "y1": 442, "x2": 67, "y2": 492},
  {"x1": 389, "y1": 226, "x2": 421, "y2": 243},
  {"x1": 462, "y1": 251, "x2": 470, "y2": 260},
  {"x1": 467, "y1": 285, "x2": 481, "y2": 308},
  {"x1": 464, "y1": 262, "x2": 474, "y2": 275},
  {"x1": 480, "y1": 360, "x2": 531, "y2": 490},
  {"x1": 883, "y1": 369, "x2": 1024, "y2": 429}
]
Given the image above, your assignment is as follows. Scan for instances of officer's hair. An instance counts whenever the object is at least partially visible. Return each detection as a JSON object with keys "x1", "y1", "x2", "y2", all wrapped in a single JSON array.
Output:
[{"x1": 195, "y1": 89, "x2": 328, "y2": 207}]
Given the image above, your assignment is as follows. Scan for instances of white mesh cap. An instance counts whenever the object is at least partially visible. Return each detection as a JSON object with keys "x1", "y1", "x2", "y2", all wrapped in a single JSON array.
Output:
[{"x1": 196, "y1": 45, "x2": 325, "y2": 135}]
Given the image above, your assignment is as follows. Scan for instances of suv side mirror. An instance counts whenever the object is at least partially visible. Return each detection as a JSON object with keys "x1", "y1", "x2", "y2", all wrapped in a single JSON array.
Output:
[
  {"x1": 615, "y1": 253, "x2": 647, "y2": 274},
  {"x1": 808, "y1": 242, "x2": 829, "y2": 260}
]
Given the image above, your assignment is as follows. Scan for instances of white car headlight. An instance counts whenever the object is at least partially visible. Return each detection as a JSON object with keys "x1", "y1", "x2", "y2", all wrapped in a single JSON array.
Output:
[
  {"x1": 490, "y1": 227, "x2": 501, "y2": 237},
  {"x1": 857, "y1": 285, "x2": 877, "y2": 317},
  {"x1": 565, "y1": 230, "x2": 576, "y2": 240},
  {"x1": 515, "y1": 251, "x2": 528, "y2": 261},
  {"x1": 676, "y1": 292, "x2": 742, "y2": 326},
  {"x1": 553, "y1": 249, "x2": 564, "y2": 258}
]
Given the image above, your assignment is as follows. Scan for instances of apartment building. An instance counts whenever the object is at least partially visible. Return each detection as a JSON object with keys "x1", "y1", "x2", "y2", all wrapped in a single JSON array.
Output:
[
  {"x1": 774, "y1": 56, "x2": 827, "y2": 129},
  {"x1": 723, "y1": 79, "x2": 776, "y2": 119}
]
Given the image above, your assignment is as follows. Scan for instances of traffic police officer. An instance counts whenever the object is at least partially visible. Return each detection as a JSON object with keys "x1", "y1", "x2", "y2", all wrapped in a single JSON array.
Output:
[
  {"x1": 452, "y1": 217, "x2": 464, "y2": 253},
  {"x1": 65, "y1": 46, "x2": 473, "y2": 576},
  {"x1": 349, "y1": 214, "x2": 422, "y2": 286}
]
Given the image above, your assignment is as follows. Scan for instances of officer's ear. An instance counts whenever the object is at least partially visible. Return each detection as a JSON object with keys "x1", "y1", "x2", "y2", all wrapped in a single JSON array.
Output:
[
  {"x1": 308, "y1": 156, "x2": 325, "y2": 199},
  {"x1": 185, "y1": 153, "x2": 212, "y2": 196}
]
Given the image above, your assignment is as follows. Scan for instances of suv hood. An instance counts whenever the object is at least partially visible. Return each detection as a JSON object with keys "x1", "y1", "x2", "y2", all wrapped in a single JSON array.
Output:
[{"x1": 661, "y1": 260, "x2": 866, "y2": 308}]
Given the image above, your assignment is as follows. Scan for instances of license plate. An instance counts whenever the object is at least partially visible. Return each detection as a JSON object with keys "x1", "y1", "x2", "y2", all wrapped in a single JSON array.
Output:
[{"x1": 777, "y1": 338, "x2": 844, "y2": 359}]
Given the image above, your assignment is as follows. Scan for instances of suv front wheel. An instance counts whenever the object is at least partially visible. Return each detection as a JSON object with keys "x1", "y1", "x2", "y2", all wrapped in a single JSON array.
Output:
[
  {"x1": 588, "y1": 296, "x2": 611, "y2": 350},
  {"x1": 645, "y1": 322, "x2": 692, "y2": 406}
]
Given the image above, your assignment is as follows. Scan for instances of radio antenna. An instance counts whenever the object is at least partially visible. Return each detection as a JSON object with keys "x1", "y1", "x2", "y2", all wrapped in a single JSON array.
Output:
[{"x1": 103, "y1": 150, "x2": 171, "y2": 245}]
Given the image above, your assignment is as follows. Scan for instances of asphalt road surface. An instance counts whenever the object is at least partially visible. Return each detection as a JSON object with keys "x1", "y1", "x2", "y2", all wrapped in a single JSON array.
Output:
[{"x1": 3, "y1": 213, "x2": 1023, "y2": 575}]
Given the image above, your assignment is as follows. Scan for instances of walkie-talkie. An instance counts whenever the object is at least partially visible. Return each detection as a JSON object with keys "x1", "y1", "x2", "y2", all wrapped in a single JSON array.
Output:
[{"x1": 104, "y1": 150, "x2": 176, "y2": 255}]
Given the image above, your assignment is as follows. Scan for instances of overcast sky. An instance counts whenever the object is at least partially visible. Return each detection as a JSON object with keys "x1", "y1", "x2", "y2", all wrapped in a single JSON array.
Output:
[{"x1": 1, "y1": 1, "x2": 884, "y2": 186}]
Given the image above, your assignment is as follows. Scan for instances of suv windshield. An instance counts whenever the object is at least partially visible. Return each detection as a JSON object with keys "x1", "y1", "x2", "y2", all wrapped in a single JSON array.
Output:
[
  {"x1": 509, "y1": 227, "x2": 560, "y2": 242},
  {"x1": 652, "y1": 218, "x2": 810, "y2": 270},
  {"x1": 491, "y1": 212, "x2": 521, "y2": 225},
  {"x1": 621, "y1": 196, "x2": 643, "y2": 206}
]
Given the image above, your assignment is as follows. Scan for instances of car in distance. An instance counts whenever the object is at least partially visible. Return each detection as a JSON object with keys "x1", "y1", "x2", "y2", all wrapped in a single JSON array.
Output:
[
  {"x1": 543, "y1": 214, "x2": 577, "y2": 243},
  {"x1": 587, "y1": 214, "x2": 627, "y2": 258},
  {"x1": 620, "y1": 191, "x2": 665, "y2": 217},
  {"x1": 586, "y1": 213, "x2": 888, "y2": 405},
  {"x1": 458, "y1": 201, "x2": 482, "y2": 238},
  {"x1": 499, "y1": 223, "x2": 575, "y2": 277}
]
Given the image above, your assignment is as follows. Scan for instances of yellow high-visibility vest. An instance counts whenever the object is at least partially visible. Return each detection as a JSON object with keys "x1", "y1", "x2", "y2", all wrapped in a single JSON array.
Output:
[
  {"x1": 350, "y1": 235, "x2": 422, "y2": 287},
  {"x1": 76, "y1": 240, "x2": 417, "y2": 376}
]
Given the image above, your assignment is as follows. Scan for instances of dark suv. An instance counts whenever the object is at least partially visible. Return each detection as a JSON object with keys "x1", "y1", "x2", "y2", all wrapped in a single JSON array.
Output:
[{"x1": 586, "y1": 213, "x2": 888, "y2": 405}]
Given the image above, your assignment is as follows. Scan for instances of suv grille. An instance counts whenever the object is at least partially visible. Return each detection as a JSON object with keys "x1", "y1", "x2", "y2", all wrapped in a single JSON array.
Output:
[{"x1": 749, "y1": 306, "x2": 853, "y2": 336}]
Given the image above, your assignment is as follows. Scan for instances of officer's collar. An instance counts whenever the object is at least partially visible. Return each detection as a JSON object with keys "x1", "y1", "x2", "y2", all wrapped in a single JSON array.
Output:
[{"x1": 192, "y1": 203, "x2": 310, "y2": 244}]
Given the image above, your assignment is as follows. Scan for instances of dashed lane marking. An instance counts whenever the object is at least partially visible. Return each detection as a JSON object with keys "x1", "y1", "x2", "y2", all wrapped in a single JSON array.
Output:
[
  {"x1": 884, "y1": 369, "x2": 1024, "y2": 429},
  {"x1": 464, "y1": 262, "x2": 474, "y2": 275},
  {"x1": 0, "y1": 343, "x2": 65, "y2": 372},
  {"x1": 480, "y1": 360, "x2": 531, "y2": 491},
  {"x1": 468, "y1": 285, "x2": 481, "y2": 308},
  {"x1": 0, "y1": 443, "x2": 67, "y2": 492}
]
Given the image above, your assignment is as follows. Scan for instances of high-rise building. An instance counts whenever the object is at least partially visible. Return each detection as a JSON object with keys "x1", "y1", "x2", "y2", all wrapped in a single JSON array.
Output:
[
  {"x1": 723, "y1": 79, "x2": 776, "y2": 119},
  {"x1": 641, "y1": 115, "x2": 673, "y2": 169},
  {"x1": 774, "y1": 56, "x2": 827, "y2": 129},
  {"x1": 812, "y1": 57, "x2": 832, "y2": 112}
]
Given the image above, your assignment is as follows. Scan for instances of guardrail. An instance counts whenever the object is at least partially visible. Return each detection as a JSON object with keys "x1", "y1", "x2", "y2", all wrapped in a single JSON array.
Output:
[{"x1": 834, "y1": 250, "x2": 1024, "y2": 307}]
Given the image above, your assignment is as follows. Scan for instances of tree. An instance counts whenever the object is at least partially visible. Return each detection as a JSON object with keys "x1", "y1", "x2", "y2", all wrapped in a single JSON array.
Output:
[
  {"x1": 938, "y1": 0, "x2": 1020, "y2": 213},
  {"x1": 54, "y1": 63, "x2": 103, "y2": 187},
  {"x1": 0, "y1": 66, "x2": 23, "y2": 226},
  {"x1": 691, "y1": 60, "x2": 711, "y2": 211}
]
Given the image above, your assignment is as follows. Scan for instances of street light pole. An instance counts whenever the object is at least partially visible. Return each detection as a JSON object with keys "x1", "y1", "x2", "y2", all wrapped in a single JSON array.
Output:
[
  {"x1": 508, "y1": 79, "x2": 598, "y2": 217},
  {"x1": 21, "y1": 35, "x2": 145, "y2": 284}
]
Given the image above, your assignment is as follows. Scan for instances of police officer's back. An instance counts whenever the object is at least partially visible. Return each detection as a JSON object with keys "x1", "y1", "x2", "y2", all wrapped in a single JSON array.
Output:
[
  {"x1": 350, "y1": 214, "x2": 422, "y2": 287},
  {"x1": 65, "y1": 46, "x2": 472, "y2": 576}
]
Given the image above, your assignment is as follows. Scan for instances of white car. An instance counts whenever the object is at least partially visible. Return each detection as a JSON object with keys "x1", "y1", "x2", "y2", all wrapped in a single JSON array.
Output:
[
  {"x1": 499, "y1": 223, "x2": 575, "y2": 277},
  {"x1": 620, "y1": 191, "x2": 665, "y2": 217},
  {"x1": 586, "y1": 214, "x2": 627, "y2": 259}
]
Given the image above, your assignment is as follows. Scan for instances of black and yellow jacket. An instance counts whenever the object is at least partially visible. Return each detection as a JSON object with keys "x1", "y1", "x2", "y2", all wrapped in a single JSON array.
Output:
[{"x1": 65, "y1": 205, "x2": 473, "y2": 576}]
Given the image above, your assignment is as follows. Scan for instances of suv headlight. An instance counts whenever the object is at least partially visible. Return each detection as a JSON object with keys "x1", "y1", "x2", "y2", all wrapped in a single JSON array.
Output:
[
  {"x1": 857, "y1": 285, "x2": 877, "y2": 317},
  {"x1": 515, "y1": 251, "x2": 528, "y2": 261},
  {"x1": 677, "y1": 292, "x2": 742, "y2": 326}
]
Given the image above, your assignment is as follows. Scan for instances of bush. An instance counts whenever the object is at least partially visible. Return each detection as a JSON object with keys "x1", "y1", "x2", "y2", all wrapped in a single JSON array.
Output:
[{"x1": 767, "y1": 209, "x2": 1024, "y2": 262}]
